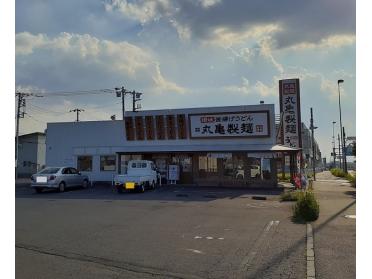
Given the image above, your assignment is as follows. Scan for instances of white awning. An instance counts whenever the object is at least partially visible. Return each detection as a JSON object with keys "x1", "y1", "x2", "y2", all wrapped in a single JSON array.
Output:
[{"x1": 111, "y1": 144, "x2": 300, "y2": 153}]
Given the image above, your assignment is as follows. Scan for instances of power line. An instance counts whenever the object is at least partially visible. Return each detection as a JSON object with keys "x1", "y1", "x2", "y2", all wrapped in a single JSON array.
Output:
[{"x1": 20, "y1": 88, "x2": 115, "y2": 97}]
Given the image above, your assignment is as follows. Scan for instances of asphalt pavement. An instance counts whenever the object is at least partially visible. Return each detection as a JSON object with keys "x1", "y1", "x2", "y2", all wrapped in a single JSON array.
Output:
[
  {"x1": 16, "y1": 183, "x2": 306, "y2": 279},
  {"x1": 312, "y1": 171, "x2": 356, "y2": 279}
]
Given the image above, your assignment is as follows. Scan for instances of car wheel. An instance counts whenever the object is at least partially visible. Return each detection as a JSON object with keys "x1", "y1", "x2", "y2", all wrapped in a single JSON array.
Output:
[
  {"x1": 58, "y1": 182, "x2": 66, "y2": 193},
  {"x1": 139, "y1": 184, "x2": 145, "y2": 193},
  {"x1": 82, "y1": 179, "x2": 89, "y2": 189},
  {"x1": 117, "y1": 186, "x2": 123, "y2": 194},
  {"x1": 151, "y1": 181, "x2": 155, "y2": 190},
  {"x1": 34, "y1": 187, "x2": 43, "y2": 193}
]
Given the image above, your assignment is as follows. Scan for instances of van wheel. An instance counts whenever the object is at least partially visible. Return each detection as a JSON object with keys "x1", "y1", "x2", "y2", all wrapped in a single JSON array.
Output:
[{"x1": 58, "y1": 182, "x2": 65, "y2": 193}]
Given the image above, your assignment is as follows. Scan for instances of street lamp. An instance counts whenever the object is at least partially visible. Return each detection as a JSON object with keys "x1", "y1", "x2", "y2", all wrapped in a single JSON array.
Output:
[
  {"x1": 332, "y1": 121, "x2": 336, "y2": 168},
  {"x1": 337, "y1": 79, "x2": 347, "y2": 173}
]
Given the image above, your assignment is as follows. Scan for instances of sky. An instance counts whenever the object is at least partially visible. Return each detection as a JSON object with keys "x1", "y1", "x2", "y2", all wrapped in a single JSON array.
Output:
[{"x1": 15, "y1": 0, "x2": 356, "y2": 161}]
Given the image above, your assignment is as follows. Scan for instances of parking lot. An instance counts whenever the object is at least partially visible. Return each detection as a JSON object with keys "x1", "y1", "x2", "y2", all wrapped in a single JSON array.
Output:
[{"x1": 16, "y1": 183, "x2": 306, "y2": 279}]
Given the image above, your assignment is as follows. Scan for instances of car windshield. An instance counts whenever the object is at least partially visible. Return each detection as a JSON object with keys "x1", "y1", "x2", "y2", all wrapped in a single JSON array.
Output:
[{"x1": 39, "y1": 167, "x2": 60, "y2": 174}]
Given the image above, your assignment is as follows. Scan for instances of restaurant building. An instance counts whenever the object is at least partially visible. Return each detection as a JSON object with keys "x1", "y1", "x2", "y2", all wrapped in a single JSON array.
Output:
[{"x1": 46, "y1": 104, "x2": 299, "y2": 187}]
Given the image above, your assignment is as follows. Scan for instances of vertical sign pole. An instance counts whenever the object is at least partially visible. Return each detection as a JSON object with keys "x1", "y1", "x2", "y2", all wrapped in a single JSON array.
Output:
[{"x1": 310, "y1": 108, "x2": 316, "y2": 181}]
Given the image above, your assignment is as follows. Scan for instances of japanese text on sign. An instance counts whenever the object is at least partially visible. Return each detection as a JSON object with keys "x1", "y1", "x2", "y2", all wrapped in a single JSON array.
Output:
[
  {"x1": 189, "y1": 111, "x2": 269, "y2": 138},
  {"x1": 280, "y1": 79, "x2": 300, "y2": 148}
]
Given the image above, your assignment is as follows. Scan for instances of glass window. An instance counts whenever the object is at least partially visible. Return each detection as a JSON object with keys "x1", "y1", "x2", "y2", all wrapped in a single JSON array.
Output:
[
  {"x1": 62, "y1": 168, "x2": 70, "y2": 174},
  {"x1": 262, "y1": 159, "x2": 272, "y2": 180},
  {"x1": 69, "y1": 168, "x2": 78, "y2": 174},
  {"x1": 100, "y1": 155, "x2": 116, "y2": 171},
  {"x1": 141, "y1": 163, "x2": 147, "y2": 168},
  {"x1": 77, "y1": 156, "x2": 92, "y2": 172},
  {"x1": 247, "y1": 157, "x2": 261, "y2": 179},
  {"x1": 198, "y1": 156, "x2": 218, "y2": 173},
  {"x1": 39, "y1": 167, "x2": 60, "y2": 174}
]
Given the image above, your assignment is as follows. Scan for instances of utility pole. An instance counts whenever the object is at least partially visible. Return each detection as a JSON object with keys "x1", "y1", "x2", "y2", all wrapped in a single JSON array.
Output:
[
  {"x1": 69, "y1": 108, "x2": 84, "y2": 122},
  {"x1": 338, "y1": 134, "x2": 341, "y2": 169},
  {"x1": 337, "y1": 79, "x2": 345, "y2": 172},
  {"x1": 332, "y1": 121, "x2": 336, "y2": 168},
  {"x1": 343, "y1": 127, "x2": 347, "y2": 172},
  {"x1": 129, "y1": 90, "x2": 142, "y2": 112},
  {"x1": 16, "y1": 92, "x2": 26, "y2": 178},
  {"x1": 115, "y1": 87, "x2": 143, "y2": 117},
  {"x1": 310, "y1": 108, "x2": 317, "y2": 181},
  {"x1": 115, "y1": 86, "x2": 127, "y2": 120}
]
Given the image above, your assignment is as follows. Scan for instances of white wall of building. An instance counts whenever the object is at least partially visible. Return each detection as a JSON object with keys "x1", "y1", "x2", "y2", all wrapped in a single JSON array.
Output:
[{"x1": 46, "y1": 104, "x2": 276, "y2": 182}]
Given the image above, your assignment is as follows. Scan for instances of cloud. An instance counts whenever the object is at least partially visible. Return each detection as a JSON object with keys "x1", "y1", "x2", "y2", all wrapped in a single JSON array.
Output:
[
  {"x1": 106, "y1": 0, "x2": 355, "y2": 50},
  {"x1": 152, "y1": 63, "x2": 186, "y2": 94},
  {"x1": 104, "y1": 0, "x2": 172, "y2": 24},
  {"x1": 224, "y1": 77, "x2": 277, "y2": 97},
  {"x1": 289, "y1": 34, "x2": 356, "y2": 50},
  {"x1": 16, "y1": 32, "x2": 185, "y2": 94}
]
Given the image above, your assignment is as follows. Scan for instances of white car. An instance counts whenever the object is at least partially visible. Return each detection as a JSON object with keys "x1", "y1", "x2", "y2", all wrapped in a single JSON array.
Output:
[
  {"x1": 114, "y1": 160, "x2": 159, "y2": 193},
  {"x1": 31, "y1": 167, "x2": 90, "y2": 193}
]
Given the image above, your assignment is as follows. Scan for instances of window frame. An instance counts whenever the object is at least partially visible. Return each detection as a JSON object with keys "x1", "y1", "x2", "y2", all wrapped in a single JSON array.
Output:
[
  {"x1": 100, "y1": 155, "x2": 117, "y2": 172},
  {"x1": 77, "y1": 155, "x2": 93, "y2": 172}
]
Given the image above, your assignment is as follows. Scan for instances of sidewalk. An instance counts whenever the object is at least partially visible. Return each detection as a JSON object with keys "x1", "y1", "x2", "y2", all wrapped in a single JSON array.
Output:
[{"x1": 312, "y1": 171, "x2": 356, "y2": 279}]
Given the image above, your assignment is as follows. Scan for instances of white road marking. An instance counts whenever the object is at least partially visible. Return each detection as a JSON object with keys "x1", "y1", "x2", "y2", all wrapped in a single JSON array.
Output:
[
  {"x1": 345, "y1": 215, "x2": 356, "y2": 219},
  {"x1": 218, "y1": 237, "x2": 224, "y2": 240},
  {"x1": 240, "y1": 220, "x2": 280, "y2": 271},
  {"x1": 194, "y1": 236, "x2": 202, "y2": 239},
  {"x1": 206, "y1": 236, "x2": 214, "y2": 240},
  {"x1": 186, "y1": 249, "x2": 203, "y2": 254}
]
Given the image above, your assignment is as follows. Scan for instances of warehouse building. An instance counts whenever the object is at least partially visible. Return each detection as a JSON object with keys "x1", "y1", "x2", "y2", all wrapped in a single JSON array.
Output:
[{"x1": 45, "y1": 104, "x2": 299, "y2": 187}]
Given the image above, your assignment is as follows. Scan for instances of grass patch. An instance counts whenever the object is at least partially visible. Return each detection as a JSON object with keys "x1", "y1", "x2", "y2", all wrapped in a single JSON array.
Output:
[
  {"x1": 280, "y1": 190, "x2": 302, "y2": 202},
  {"x1": 292, "y1": 191, "x2": 319, "y2": 222}
]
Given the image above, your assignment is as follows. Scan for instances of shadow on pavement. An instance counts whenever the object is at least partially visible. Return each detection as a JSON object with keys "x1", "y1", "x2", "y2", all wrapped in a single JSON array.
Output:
[
  {"x1": 244, "y1": 199, "x2": 356, "y2": 278},
  {"x1": 344, "y1": 190, "x2": 356, "y2": 199},
  {"x1": 15, "y1": 183, "x2": 284, "y2": 203}
]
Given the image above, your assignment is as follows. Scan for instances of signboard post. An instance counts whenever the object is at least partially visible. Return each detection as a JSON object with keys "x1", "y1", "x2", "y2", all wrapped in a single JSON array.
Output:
[
  {"x1": 279, "y1": 79, "x2": 302, "y2": 177},
  {"x1": 168, "y1": 165, "x2": 180, "y2": 184}
]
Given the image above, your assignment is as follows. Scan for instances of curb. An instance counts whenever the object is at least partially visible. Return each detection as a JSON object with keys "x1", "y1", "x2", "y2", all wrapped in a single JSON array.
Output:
[{"x1": 306, "y1": 223, "x2": 316, "y2": 279}]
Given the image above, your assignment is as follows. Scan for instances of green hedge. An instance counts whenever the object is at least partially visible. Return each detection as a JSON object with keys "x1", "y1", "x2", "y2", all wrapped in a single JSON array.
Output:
[
  {"x1": 346, "y1": 173, "x2": 356, "y2": 187},
  {"x1": 330, "y1": 168, "x2": 347, "y2": 178},
  {"x1": 293, "y1": 191, "x2": 319, "y2": 222},
  {"x1": 330, "y1": 168, "x2": 356, "y2": 187}
]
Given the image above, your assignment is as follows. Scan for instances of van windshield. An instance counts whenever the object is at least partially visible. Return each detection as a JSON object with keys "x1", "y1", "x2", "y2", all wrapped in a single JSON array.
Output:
[{"x1": 39, "y1": 167, "x2": 60, "y2": 174}]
